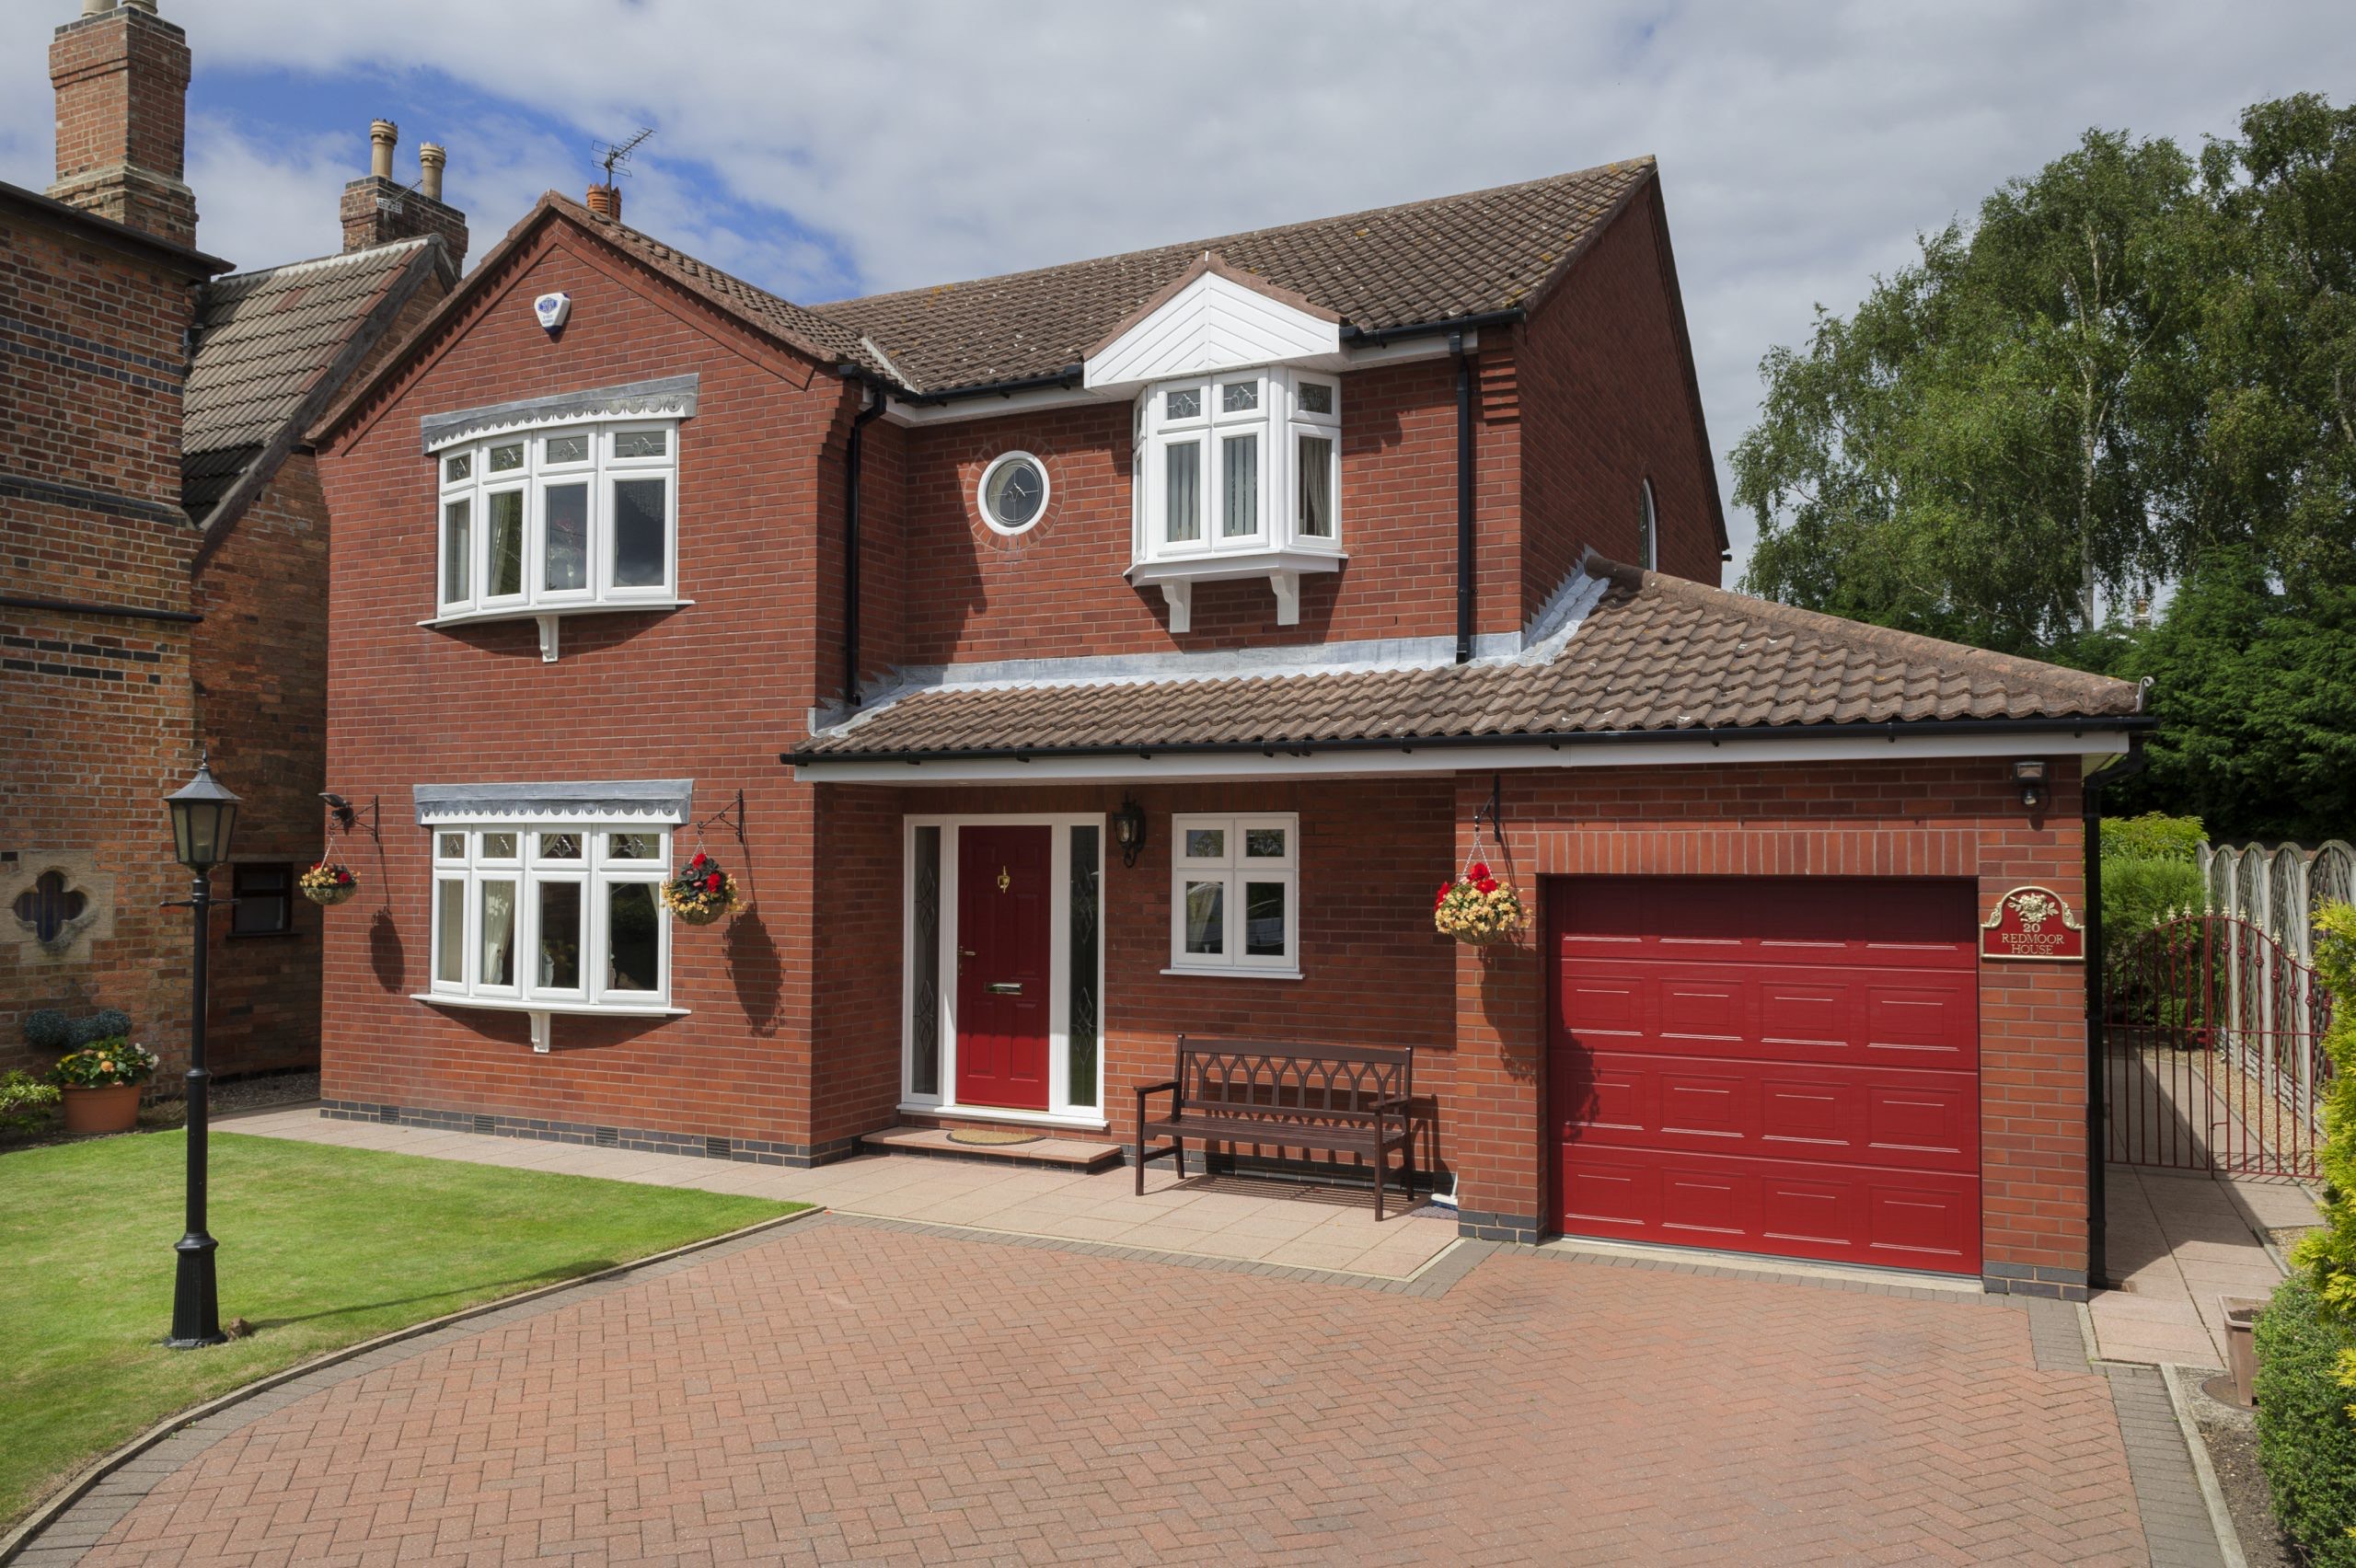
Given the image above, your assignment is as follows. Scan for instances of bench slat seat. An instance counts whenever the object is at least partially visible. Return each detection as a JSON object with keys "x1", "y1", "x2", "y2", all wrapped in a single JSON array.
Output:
[{"x1": 1134, "y1": 1035, "x2": 1415, "y2": 1219}]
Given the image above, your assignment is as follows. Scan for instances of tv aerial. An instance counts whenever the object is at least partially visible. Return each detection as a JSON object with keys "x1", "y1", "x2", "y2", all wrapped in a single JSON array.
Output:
[{"x1": 594, "y1": 126, "x2": 656, "y2": 185}]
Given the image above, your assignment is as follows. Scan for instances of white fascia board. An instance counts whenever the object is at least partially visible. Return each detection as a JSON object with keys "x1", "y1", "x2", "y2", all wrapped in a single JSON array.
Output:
[
  {"x1": 792, "y1": 730, "x2": 2131, "y2": 786},
  {"x1": 1085, "y1": 270, "x2": 1342, "y2": 391}
]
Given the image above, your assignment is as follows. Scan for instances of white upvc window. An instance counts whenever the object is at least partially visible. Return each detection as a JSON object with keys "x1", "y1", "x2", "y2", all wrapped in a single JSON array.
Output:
[
  {"x1": 1169, "y1": 813, "x2": 1300, "y2": 976},
  {"x1": 1136, "y1": 368, "x2": 1340, "y2": 567},
  {"x1": 432, "y1": 420, "x2": 679, "y2": 618},
  {"x1": 428, "y1": 824, "x2": 671, "y2": 1010}
]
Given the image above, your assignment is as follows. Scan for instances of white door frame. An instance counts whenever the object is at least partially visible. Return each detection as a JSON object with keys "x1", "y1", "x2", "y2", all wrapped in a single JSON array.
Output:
[{"x1": 900, "y1": 813, "x2": 1108, "y2": 1129}]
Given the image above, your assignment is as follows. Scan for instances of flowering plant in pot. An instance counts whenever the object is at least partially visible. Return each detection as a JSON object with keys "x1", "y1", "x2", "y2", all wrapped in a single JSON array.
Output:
[
  {"x1": 1434, "y1": 861, "x2": 1525, "y2": 946},
  {"x1": 659, "y1": 851, "x2": 739, "y2": 926},
  {"x1": 51, "y1": 1038, "x2": 158, "y2": 1135},
  {"x1": 300, "y1": 861, "x2": 357, "y2": 906}
]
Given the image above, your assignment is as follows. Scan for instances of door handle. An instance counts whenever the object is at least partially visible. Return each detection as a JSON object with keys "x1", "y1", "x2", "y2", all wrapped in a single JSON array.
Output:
[
  {"x1": 958, "y1": 948, "x2": 977, "y2": 959},
  {"x1": 986, "y1": 981, "x2": 1022, "y2": 996}
]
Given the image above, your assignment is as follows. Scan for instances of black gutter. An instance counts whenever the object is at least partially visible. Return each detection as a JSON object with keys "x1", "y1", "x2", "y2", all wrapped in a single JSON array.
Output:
[
  {"x1": 834, "y1": 363, "x2": 1080, "y2": 409},
  {"x1": 785, "y1": 713, "x2": 2158, "y2": 767},
  {"x1": 1451, "y1": 330, "x2": 1474, "y2": 663},
  {"x1": 0, "y1": 592, "x2": 202, "y2": 625},
  {"x1": 839, "y1": 379, "x2": 889, "y2": 709},
  {"x1": 2081, "y1": 736, "x2": 2149, "y2": 1293},
  {"x1": 1343, "y1": 308, "x2": 1527, "y2": 349}
]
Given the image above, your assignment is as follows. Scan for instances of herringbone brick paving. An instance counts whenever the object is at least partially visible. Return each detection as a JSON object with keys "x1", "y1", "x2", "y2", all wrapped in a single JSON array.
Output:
[{"x1": 70, "y1": 1218, "x2": 2147, "y2": 1565}]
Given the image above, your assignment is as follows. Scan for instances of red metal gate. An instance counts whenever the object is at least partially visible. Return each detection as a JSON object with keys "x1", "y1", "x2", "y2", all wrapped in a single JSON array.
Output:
[{"x1": 2104, "y1": 914, "x2": 2333, "y2": 1176}]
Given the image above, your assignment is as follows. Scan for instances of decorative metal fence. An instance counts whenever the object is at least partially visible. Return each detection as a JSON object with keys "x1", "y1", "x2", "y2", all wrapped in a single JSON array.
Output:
[
  {"x1": 2200, "y1": 839, "x2": 2356, "y2": 966},
  {"x1": 2104, "y1": 913, "x2": 2332, "y2": 1177}
]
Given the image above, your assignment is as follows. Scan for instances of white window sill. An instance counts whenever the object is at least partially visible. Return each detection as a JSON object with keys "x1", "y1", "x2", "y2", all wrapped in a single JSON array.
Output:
[
  {"x1": 413, "y1": 992, "x2": 687, "y2": 1020},
  {"x1": 1161, "y1": 965, "x2": 1305, "y2": 981},
  {"x1": 896, "y1": 1101, "x2": 1109, "y2": 1133},
  {"x1": 1126, "y1": 552, "x2": 1342, "y2": 630},
  {"x1": 419, "y1": 598, "x2": 691, "y2": 630}
]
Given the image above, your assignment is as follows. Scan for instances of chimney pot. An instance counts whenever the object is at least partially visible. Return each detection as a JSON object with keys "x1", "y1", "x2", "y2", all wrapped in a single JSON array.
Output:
[
  {"x1": 418, "y1": 142, "x2": 445, "y2": 202},
  {"x1": 585, "y1": 183, "x2": 620, "y2": 221},
  {"x1": 81, "y1": 2, "x2": 112, "y2": 16},
  {"x1": 368, "y1": 118, "x2": 398, "y2": 179}
]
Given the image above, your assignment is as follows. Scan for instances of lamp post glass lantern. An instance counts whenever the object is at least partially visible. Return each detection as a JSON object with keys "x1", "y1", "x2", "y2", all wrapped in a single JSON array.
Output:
[{"x1": 165, "y1": 754, "x2": 238, "y2": 1349}]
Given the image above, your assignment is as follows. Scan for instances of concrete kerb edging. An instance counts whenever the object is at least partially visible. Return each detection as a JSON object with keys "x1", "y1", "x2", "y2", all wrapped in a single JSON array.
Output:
[
  {"x1": 0, "y1": 1205, "x2": 825, "y2": 1566},
  {"x1": 2160, "y1": 1361, "x2": 2252, "y2": 1568}
]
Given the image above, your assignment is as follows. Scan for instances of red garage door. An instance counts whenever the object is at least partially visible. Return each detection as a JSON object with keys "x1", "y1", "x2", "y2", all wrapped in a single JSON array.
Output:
[{"x1": 1550, "y1": 877, "x2": 1981, "y2": 1275}]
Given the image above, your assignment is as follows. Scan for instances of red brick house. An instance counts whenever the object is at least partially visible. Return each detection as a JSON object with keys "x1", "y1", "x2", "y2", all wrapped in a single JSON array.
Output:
[
  {"x1": 4, "y1": 0, "x2": 460, "y2": 1080},
  {"x1": 311, "y1": 162, "x2": 2147, "y2": 1298}
]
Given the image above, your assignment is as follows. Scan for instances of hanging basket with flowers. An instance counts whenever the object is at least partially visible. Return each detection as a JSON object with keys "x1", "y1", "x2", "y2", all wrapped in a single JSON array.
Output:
[
  {"x1": 299, "y1": 861, "x2": 357, "y2": 906},
  {"x1": 659, "y1": 850, "x2": 739, "y2": 926},
  {"x1": 1434, "y1": 859, "x2": 1525, "y2": 947}
]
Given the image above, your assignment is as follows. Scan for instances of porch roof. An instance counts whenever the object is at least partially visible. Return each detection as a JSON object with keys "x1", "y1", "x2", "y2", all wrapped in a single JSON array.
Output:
[{"x1": 790, "y1": 560, "x2": 2147, "y2": 769}]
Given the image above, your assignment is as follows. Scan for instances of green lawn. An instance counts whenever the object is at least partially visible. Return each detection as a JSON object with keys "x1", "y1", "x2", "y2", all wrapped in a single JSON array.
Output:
[{"x1": 0, "y1": 1131, "x2": 803, "y2": 1528}]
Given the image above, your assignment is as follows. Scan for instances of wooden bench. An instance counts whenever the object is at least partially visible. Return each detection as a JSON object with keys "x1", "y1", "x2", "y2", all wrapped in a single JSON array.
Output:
[{"x1": 1134, "y1": 1035, "x2": 1415, "y2": 1219}]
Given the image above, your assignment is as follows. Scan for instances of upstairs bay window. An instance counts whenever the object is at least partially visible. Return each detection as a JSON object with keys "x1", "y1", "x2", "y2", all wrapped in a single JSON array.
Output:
[
  {"x1": 1131, "y1": 368, "x2": 1342, "y2": 630},
  {"x1": 430, "y1": 420, "x2": 679, "y2": 654}
]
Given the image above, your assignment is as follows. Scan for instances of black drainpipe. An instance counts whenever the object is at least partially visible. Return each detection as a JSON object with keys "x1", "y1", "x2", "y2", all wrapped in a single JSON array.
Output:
[
  {"x1": 1451, "y1": 330, "x2": 1473, "y2": 663},
  {"x1": 2081, "y1": 736, "x2": 2147, "y2": 1293},
  {"x1": 841, "y1": 380, "x2": 888, "y2": 709}
]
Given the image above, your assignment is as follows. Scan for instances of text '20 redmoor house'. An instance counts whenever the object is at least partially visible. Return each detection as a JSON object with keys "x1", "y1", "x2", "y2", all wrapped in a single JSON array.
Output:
[{"x1": 310, "y1": 160, "x2": 2147, "y2": 1297}]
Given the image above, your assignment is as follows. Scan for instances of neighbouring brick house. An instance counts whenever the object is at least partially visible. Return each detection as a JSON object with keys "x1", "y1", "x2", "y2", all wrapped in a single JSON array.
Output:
[
  {"x1": 3, "y1": 0, "x2": 460, "y2": 1079},
  {"x1": 311, "y1": 159, "x2": 2149, "y2": 1297}
]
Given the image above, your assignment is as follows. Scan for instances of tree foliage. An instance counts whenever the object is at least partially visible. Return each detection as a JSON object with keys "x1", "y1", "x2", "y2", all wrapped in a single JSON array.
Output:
[
  {"x1": 1736, "y1": 95, "x2": 2356, "y2": 653},
  {"x1": 2095, "y1": 551, "x2": 2356, "y2": 842}
]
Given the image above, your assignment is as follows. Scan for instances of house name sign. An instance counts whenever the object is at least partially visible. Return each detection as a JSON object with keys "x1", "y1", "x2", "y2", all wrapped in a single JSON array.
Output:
[{"x1": 1980, "y1": 885, "x2": 2085, "y2": 963}]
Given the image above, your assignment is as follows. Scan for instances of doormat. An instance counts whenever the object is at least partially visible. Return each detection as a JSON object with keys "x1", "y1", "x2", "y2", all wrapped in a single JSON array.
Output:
[{"x1": 947, "y1": 1128, "x2": 1045, "y2": 1147}]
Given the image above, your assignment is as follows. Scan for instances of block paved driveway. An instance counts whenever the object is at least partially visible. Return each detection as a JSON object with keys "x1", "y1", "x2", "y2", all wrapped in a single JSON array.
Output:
[{"x1": 66, "y1": 1217, "x2": 2151, "y2": 1565}]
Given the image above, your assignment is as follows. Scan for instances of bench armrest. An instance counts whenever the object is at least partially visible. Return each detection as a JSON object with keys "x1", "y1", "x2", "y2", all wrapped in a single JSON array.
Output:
[
  {"x1": 1372, "y1": 1094, "x2": 1414, "y2": 1112},
  {"x1": 1135, "y1": 1078, "x2": 1180, "y2": 1106}
]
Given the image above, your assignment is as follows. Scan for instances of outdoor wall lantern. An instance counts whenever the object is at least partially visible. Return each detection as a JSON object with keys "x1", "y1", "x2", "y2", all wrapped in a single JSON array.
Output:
[
  {"x1": 1113, "y1": 796, "x2": 1149, "y2": 869},
  {"x1": 2013, "y1": 758, "x2": 2050, "y2": 812},
  {"x1": 163, "y1": 752, "x2": 239, "y2": 1350}
]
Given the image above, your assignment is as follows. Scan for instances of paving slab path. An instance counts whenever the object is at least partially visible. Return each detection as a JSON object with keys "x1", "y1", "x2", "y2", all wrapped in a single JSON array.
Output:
[
  {"x1": 23, "y1": 1211, "x2": 2177, "y2": 1565},
  {"x1": 2093, "y1": 1165, "x2": 2312, "y2": 1366}
]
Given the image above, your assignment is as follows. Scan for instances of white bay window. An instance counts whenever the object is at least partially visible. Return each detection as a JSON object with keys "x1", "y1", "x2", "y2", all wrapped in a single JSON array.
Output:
[
  {"x1": 426, "y1": 824, "x2": 672, "y2": 1014},
  {"x1": 1131, "y1": 368, "x2": 1342, "y2": 631},
  {"x1": 429, "y1": 418, "x2": 680, "y2": 661}
]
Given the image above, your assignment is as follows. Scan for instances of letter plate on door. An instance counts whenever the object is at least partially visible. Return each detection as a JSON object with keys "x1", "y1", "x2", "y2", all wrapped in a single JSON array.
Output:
[{"x1": 986, "y1": 981, "x2": 1022, "y2": 996}]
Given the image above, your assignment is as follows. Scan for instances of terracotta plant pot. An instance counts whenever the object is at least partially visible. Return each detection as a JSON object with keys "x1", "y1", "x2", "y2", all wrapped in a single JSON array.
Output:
[{"x1": 62, "y1": 1081, "x2": 143, "y2": 1135}]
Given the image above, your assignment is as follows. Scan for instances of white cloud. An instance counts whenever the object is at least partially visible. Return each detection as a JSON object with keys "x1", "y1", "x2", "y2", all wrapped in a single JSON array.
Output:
[{"x1": 6, "y1": 0, "x2": 2350, "y2": 579}]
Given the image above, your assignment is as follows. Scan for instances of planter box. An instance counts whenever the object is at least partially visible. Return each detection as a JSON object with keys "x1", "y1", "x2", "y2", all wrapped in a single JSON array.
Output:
[{"x1": 62, "y1": 1082, "x2": 143, "y2": 1135}]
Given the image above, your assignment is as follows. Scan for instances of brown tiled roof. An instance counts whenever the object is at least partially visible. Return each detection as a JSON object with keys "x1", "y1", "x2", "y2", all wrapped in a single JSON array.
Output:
[
  {"x1": 811, "y1": 160, "x2": 1658, "y2": 393},
  {"x1": 551, "y1": 193, "x2": 874, "y2": 372},
  {"x1": 183, "y1": 238, "x2": 439, "y2": 456},
  {"x1": 793, "y1": 561, "x2": 2143, "y2": 761}
]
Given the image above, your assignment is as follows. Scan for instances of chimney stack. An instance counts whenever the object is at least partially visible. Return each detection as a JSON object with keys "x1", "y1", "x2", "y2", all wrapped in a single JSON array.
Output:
[
  {"x1": 49, "y1": 0, "x2": 198, "y2": 248},
  {"x1": 340, "y1": 119, "x2": 468, "y2": 270},
  {"x1": 584, "y1": 183, "x2": 621, "y2": 221}
]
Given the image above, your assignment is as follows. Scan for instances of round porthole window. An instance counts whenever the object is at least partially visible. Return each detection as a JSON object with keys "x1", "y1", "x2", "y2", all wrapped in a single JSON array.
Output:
[{"x1": 976, "y1": 451, "x2": 1048, "y2": 536}]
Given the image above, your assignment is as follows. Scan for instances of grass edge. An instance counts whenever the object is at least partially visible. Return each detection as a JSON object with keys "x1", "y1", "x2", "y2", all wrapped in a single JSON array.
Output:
[{"x1": 0, "y1": 1204, "x2": 823, "y2": 1563}]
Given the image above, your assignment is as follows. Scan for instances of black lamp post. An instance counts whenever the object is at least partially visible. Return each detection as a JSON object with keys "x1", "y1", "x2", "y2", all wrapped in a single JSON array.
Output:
[{"x1": 164, "y1": 753, "x2": 238, "y2": 1349}]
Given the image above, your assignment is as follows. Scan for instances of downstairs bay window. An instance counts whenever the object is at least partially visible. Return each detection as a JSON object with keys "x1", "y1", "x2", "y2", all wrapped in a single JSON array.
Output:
[
  {"x1": 426, "y1": 824, "x2": 672, "y2": 1012},
  {"x1": 1130, "y1": 368, "x2": 1342, "y2": 630}
]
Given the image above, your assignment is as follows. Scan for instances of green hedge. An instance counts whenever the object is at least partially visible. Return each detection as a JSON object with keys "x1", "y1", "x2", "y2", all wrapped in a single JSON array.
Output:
[
  {"x1": 2257, "y1": 1278, "x2": 2356, "y2": 1565},
  {"x1": 2101, "y1": 855, "x2": 2209, "y2": 965},
  {"x1": 2099, "y1": 811, "x2": 2205, "y2": 862}
]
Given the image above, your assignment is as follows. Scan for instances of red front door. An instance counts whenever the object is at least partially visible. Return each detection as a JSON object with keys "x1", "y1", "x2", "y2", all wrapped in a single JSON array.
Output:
[
  {"x1": 1549, "y1": 877, "x2": 1982, "y2": 1274},
  {"x1": 955, "y1": 825, "x2": 1053, "y2": 1111}
]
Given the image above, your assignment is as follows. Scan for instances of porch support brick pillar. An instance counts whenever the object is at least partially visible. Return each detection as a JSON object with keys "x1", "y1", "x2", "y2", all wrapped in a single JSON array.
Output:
[{"x1": 1449, "y1": 772, "x2": 1545, "y2": 1240}]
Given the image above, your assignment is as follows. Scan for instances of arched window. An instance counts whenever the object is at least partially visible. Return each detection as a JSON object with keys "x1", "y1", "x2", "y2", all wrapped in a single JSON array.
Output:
[{"x1": 1637, "y1": 478, "x2": 1659, "y2": 571}]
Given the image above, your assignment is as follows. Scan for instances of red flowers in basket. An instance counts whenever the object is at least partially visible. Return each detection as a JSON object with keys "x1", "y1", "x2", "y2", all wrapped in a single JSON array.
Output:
[
  {"x1": 660, "y1": 850, "x2": 739, "y2": 926},
  {"x1": 1433, "y1": 858, "x2": 1523, "y2": 946}
]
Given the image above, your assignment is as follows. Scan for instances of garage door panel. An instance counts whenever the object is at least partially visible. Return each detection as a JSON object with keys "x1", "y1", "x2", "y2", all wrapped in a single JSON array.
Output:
[
  {"x1": 1558, "y1": 1146, "x2": 1979, "y2": 1271},
  {"x1": 1564, "y1": 1052, "x2": 1976, "y2": 1174},
  {"x1": 1550, "y1": 877, "x2": 1981, "y2": 1276}
]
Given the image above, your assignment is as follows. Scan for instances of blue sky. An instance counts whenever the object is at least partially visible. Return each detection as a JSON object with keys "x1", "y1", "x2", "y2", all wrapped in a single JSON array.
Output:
[{"x1": 6, "y1": 1, "x2": 2350, "y2": 580}]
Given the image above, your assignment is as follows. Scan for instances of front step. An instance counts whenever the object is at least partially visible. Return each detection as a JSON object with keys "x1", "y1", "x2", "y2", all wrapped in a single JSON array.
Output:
[{"x1": 860, "y1": 1124, "x2": 1124, "y2": 1172}]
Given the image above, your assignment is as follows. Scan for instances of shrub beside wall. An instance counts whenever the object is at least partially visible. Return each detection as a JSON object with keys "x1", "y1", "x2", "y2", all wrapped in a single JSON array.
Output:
[
  {"x1": 2098, "y1": 813, "x2": 2207, "y2": 965},
  {"x1": 2259, "y1": 903, "x2": 2356, "y2": 1563}
]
